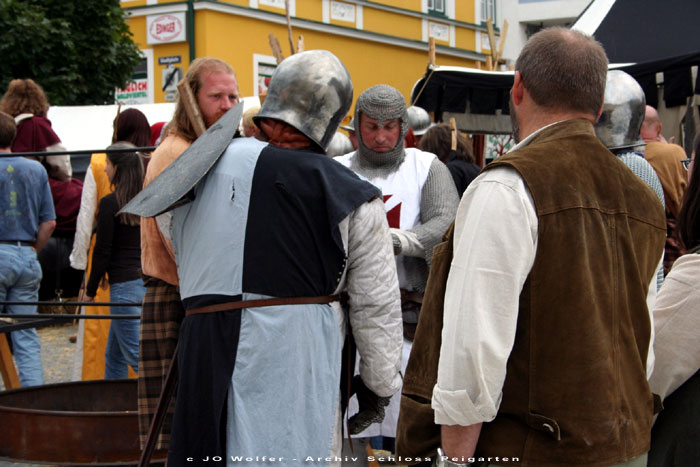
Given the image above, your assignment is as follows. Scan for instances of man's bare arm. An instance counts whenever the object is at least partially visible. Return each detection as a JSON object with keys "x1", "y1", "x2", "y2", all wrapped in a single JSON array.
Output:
[
  {"x1": 35, "y1": 220, "x2": 56, "y2": 253},
  {"x1": 441, "y1": 423, "x2": 482, "y2": 462}
]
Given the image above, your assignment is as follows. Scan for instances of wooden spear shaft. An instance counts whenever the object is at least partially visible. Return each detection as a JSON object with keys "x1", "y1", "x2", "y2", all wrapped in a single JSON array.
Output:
[
  {"x1": 285, "y1": 0, "x2": 295, "y2": 55},
  {"x1": 176, "y1": 79, "x2": 206, "y2": 138}
]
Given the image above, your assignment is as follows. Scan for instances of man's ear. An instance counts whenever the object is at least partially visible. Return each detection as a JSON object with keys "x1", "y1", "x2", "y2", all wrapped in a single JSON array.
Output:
[{"x1": 512, "y1": 71, "x2": 525, "y2": 106}]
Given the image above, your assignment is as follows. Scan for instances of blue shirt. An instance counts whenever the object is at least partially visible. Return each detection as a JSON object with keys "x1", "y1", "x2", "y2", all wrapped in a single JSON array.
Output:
[{"x1": 0, "y1": 156, "x2": 55, "y2": 241}]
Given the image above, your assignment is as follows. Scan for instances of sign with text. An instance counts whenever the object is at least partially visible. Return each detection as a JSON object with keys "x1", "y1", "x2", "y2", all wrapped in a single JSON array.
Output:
[
  {"x1": 158, "y1": 55, "x2": 182, "y2": 65},
  {"x1": 116, "y1": 78, "x2": 149, "y2": 105},
  {"x1": 147, "y1": 13, "x2": 186, "y2": 45},
  {"x1": 331, "y1": 1, "x2": 355, "y2": 22}
]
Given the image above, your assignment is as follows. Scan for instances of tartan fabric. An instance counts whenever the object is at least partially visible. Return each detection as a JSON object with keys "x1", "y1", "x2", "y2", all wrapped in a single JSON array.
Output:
[{"x1": 137, "y1": 277, "x2": 185, "y2": 450}]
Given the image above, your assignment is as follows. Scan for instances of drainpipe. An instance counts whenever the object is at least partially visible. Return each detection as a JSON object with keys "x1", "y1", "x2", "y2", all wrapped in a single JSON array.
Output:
[{"x1": 187, "y1": 0, "x2": 195, "y2": 62}]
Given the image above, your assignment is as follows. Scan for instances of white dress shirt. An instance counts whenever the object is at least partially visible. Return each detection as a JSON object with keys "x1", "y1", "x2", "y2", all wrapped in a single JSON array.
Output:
[{"x1": 432, "y1": 124, "x2": 657, "y2": 427}]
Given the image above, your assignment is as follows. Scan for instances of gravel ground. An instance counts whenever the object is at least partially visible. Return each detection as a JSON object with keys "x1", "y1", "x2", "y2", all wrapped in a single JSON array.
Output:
[
  {"x1": 0, "y1": 324, "x2": 407, "y2": 467},
  {"x1": 0, "y1": 322, "x2": 78, "y2": 392},
  {"x1": 1, "y1": 322, "x2": 78, "y2": 467}
]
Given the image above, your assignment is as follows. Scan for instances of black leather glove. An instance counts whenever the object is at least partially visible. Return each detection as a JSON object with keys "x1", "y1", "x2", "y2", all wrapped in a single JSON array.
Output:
[{"x1": 347, "y1": 375, "x2": 391, "y2": 435}]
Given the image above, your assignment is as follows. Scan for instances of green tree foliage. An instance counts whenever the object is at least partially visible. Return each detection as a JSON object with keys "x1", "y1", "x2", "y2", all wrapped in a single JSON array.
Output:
[{"x1": 0, "y1": 0, "x2": 141, "y2": 105}]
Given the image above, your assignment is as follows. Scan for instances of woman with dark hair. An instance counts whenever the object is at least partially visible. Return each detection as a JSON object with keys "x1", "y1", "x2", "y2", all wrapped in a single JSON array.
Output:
[
  {"x1": 84, "y1": 142, "x2": 145, "y2": 379},
  {"x1": 113, "y1": 108, "x2": 152, "y2": 149},
  {"x1": 418, "y1": 123, "x2": 480, "y2": 197},
  {"x1": 648, "y1": 131, "x2": 700, "y2": 466},
  {"x1": 70, "y1": 110, "x2": 151, "y2": 380}
]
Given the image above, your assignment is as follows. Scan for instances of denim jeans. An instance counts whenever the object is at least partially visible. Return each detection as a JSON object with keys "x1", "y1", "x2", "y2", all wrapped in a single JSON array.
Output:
[
  {"x1": 105, "y1": 278, "x2": 145, "y2": 379},
  {"x1": 0, "y1": 244, "x2": 44, "y2": 387}
]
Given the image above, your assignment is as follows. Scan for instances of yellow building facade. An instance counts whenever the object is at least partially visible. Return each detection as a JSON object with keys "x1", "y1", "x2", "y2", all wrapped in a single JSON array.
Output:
[{"x1": 119, "y1": 0, "x2": 502, "y2": 109}]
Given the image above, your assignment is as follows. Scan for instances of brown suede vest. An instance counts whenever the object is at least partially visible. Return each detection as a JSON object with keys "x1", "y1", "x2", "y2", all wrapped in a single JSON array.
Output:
[{"x1": 476, "y1": 120, "x2": 666, "y2": 465}]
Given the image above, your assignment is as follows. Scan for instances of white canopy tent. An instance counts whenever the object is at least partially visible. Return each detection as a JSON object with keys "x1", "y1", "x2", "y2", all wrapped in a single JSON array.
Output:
[{"x1": 46, "y1": 97, "x2": 260, "y2": 178}]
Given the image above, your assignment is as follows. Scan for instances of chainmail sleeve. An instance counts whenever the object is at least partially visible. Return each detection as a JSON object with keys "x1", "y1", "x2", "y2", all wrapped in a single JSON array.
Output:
[
  {"x1": 411, "y1": 157, "x2": 459, "y2": 266},
  {"x1": 617, "y1": 151, "x2": 666, "y2": 291}
]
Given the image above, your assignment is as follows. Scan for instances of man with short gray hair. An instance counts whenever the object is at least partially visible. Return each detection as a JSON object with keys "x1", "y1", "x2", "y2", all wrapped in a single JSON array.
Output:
[{"x1": 433, "y1": 27, "x2": 665, "y2": 466}]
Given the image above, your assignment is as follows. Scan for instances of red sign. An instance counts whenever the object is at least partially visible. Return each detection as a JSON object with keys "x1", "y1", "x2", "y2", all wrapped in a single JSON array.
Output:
[
  {"x1": 118, "y1": 81, "x2": 148, "y2": 92},
  {"x1": 148, "y1": 14, "x2": 185, "y2": 43}
]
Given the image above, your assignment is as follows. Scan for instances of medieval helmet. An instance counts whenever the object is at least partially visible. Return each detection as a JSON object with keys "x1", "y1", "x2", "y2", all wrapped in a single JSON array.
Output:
[
  {"x1": 326, "y1": 131, "x2": 354, "y2": 157},
  {"x1": 255, "y1": 50, "x2": 353, "y2": 151},
  {"x1": 340, "y1": 117, "x2": 355, "y2": 133},
  {"x1": 594, "y1": 70, "x2": 646, "y2": 151},
  {"x1": 406, "y1": 105, "x2": 433, "y2": 136}
]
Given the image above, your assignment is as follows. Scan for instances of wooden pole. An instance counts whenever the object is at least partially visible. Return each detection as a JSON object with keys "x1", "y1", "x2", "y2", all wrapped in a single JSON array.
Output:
[
  {"x1": 486, "y1": 18, "x2": 497, "y2": 66},
  {"x1": 268, "y1": 34, "x2": 285, "y2": 64},
  {"x1": 450, "y1": 117, "x2": 457, "y2": 151},
  {"x1": 285, "y1": 0, "x2": 295, "y2": 55},
  {"x1": 409, "y1": 37, "x2": 439, "y2": 107},
  {"x1": 0, "y1": 333, "x2": 20, "y2": 389},
  {"x1": 111, "y1": 103, "x2": 122, "y2": 143},
  {"x1": 176, "y1": 79, "x2": 206, "y2": 138},
  {"x1": 366, "y1": 444, "x2": 380, "y2": 467},
  {"x1": 297, "y1": 35, "x2": 305, "y2": 53},
  {"x1": 496, "y1": 19, "x2": 509, "y2": 66},
  {"x1": 138, "y1": 346, "x2": 179, "y2": 467}
]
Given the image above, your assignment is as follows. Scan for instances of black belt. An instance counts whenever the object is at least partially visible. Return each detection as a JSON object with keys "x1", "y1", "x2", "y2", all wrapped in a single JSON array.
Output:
[{"x1": 0, "y1": 240, "x2": 35, "y2": 247}]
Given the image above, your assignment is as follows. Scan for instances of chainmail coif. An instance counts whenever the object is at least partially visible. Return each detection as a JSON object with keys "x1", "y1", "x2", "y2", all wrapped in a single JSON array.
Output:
[{"x1": 354, "y1": 84, "x2": 409, "y2": 172}]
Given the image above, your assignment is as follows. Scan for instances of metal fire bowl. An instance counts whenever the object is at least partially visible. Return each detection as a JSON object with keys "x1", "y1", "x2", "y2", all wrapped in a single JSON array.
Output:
[{"x1": 0, "y1": 379, "x2": 166, "y2": 465}]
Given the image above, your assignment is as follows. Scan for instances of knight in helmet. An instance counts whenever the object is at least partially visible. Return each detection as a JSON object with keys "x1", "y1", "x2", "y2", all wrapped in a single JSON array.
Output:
[
  {"x1": 166, "y1": 51, "x2": 403, "y2": 466},
  {"x1": 595, "y1": 69, "x2": 666, "y2": 289},
  {"x1": 406, "y1": 105, "x2": 434, "y2": 144},
  {"x1": 335, "y1": 84, "x2": 458, "y2": 451}
]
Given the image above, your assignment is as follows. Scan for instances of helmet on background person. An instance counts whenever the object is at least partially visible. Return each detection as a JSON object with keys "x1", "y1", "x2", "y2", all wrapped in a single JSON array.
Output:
[
  {"x1": 406, "y1": 105, "x2": 433, "y2": 136},
  {"x1": 594, "y1": 70, "x2": 646, "y2": 151},
  {"x1": 326, "y1": 131, "x2": 354, "y2": 157}
]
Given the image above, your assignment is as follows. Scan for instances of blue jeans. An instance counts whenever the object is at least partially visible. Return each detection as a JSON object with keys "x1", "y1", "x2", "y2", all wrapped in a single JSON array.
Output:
[
  {"x1": 105, "y1": 278, "x2": 145, "y2": 379},
  {"x1": 0, "y1": 244, "x2": 44, "y2": 387}
]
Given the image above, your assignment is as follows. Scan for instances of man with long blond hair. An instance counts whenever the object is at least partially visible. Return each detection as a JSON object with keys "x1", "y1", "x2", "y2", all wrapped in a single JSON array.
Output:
[{"x1": 138, "y1": 56, "x2": 239, "y2": 452}]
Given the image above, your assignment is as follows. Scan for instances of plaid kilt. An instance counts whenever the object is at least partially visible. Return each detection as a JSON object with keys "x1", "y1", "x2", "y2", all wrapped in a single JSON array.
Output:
[{"x1": 137, "y1": 277, "x2": 185, "y2": 451}]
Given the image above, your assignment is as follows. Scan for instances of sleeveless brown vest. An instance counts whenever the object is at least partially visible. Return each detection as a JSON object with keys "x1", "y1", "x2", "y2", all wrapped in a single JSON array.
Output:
[{"x1": 477, "y1": 120, "x2": 666, "y2": 465}]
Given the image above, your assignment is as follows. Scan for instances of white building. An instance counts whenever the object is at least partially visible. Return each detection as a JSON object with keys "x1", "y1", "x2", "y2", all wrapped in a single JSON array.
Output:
[{"x1": 499, "y1": 0, "x2": 590, "y2": 65}]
